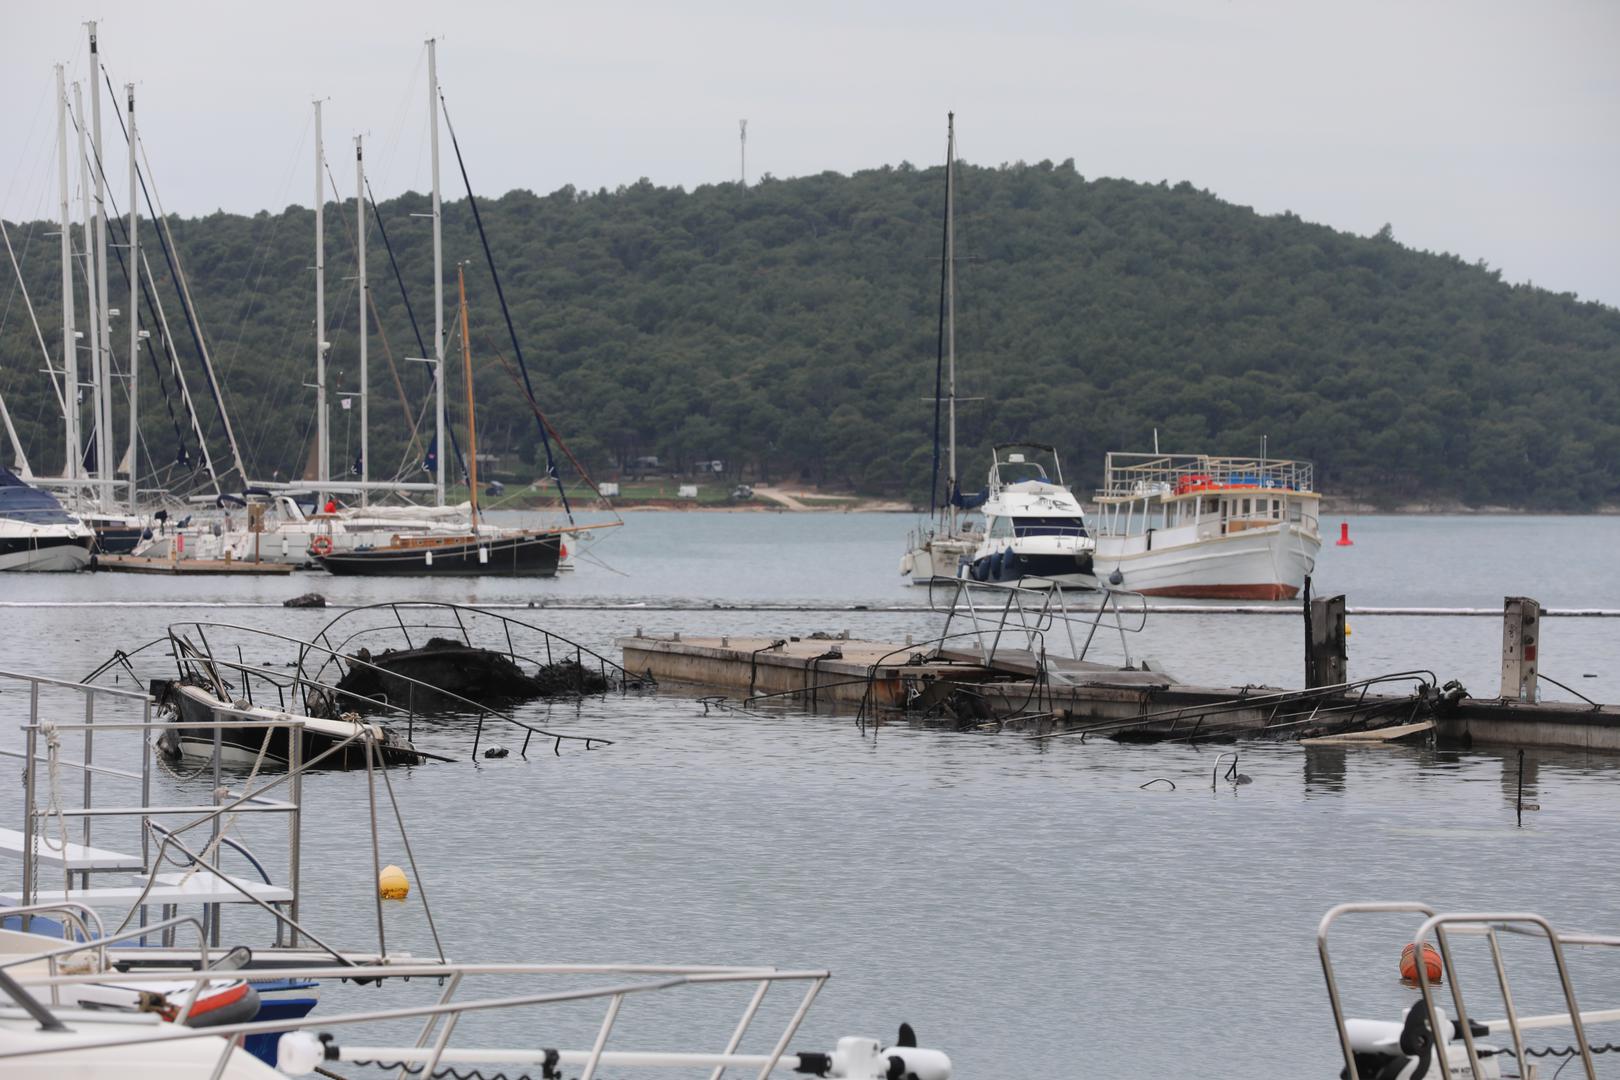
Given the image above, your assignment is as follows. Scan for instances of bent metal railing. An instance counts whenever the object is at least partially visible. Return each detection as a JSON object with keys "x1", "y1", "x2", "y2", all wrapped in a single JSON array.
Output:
[
  {"x1": 1318, "y1": 903, "x2": 1620, "y2": 1080},
  {"x1": 299, "y1": 600, "x2": 650, "y2": 693},
  {"x1": 0, "y1": 959, "x2": 847, "y2": 1080}
]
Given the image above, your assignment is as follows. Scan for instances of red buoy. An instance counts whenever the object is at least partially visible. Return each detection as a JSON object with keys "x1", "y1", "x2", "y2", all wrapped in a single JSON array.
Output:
[
  {"x1": 1400, "y1": 942, "x2": 1443, "y2": 983},
  {"x1": 1335, "y1": 521, "x2": 1354, "y2": 547}
]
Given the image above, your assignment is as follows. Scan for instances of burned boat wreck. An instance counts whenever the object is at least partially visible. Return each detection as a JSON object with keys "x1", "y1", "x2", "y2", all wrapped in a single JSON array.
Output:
[
  {"x1": 149, "y1": 677, "x2": 428, "y2": 770},
  {"x1": 303, "y1": 602, "x2": 647, "y2": 714}
]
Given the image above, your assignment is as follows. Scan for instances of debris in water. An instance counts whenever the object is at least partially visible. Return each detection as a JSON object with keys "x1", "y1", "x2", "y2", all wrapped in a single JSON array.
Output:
[{"x1": 283, "y1": 593, "x2": 327, "y2": 608}]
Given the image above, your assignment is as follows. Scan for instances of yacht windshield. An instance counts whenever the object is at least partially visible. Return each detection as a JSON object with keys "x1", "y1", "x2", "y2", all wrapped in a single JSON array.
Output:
[
  {"x1": 997, "y1": 462, "x2": 1048, "y2": 485},
  {"x1": 0, "y1": 469, "x2": 74, "y2": 525},
  {"x1": 1012, "y1": 515, "x2": 1087, "y2": 538}
]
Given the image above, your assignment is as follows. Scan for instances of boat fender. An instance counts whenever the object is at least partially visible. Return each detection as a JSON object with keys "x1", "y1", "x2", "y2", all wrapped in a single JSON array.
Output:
[
  {"x1": 378, "y1": 864, "x2": 410, "y2": 900},
  {"x1": 172, "y1": 982, "x2": 261, "y2": 1028},
  {"x1": 997, "y1": 547, "x2": 1017, "y2": 580}
]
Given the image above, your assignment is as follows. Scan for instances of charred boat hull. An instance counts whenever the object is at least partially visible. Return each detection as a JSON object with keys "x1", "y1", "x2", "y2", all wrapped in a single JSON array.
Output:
[{"x1": 152, "y1": 681, "x2": 425, "y2": 769}]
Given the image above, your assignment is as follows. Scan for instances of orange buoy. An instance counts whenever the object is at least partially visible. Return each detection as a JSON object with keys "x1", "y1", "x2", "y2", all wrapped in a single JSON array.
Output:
[
  {"x1": 1335, "y1": 521, "x2": 1354, "y2": 547},
  {"x1": 1400, "y1": 942, "x2": 1443, "y2": 983}
]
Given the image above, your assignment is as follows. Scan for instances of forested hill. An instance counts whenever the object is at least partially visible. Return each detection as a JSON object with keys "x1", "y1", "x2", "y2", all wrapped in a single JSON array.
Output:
[{"x1": 4, "y1": 158, "x2": 1618, "y2": 509}]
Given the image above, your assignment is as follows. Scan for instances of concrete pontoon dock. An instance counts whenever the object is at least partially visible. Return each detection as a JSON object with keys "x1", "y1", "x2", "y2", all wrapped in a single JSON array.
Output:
[
  {"x1": 617, "y1": 587, "x2": 1620, "y2": 752},
  {"x1": 93, "y1": 554, "x2": 296, "y2": 575}
]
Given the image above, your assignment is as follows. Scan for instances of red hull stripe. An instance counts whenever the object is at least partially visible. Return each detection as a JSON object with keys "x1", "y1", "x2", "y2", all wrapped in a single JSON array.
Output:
[{"x1": 1137, "y1": 584, "x2": 1299, "y2": 600}]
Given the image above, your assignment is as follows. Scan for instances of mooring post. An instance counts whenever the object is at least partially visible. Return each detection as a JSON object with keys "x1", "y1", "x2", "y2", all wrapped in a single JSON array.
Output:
[
  {"x1": 1307, "y1": 593, "x2": 1347, "y2": 688},
  {"x1": 1500, "y1": 596, "x2": 1540, "y2": 702}
]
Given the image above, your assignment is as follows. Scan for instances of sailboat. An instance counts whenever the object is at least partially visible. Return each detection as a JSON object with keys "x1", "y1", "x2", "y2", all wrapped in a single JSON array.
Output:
[
  {"x1": 900, "y1": 113, "x2": 982, "y2": 584},
  {"x1": 315, "y1": 266, "x2": 563, "y2": 576}
]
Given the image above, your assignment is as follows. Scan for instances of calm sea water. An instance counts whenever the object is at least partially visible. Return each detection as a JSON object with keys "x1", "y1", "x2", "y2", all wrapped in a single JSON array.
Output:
[{"x1": 2, "y1": 512, "x2": 1617, "y2": 1078}]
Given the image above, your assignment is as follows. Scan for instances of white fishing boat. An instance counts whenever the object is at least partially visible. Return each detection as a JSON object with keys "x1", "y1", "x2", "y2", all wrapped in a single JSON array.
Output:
[
  {"x1": 956, "y1": 444, "x2": 1096, "y2": 588},
  {"x1": 901, "y1": 113, "x2": 982, "y2": 584},
  {"x1": 0, "y1": 468, "x2": 94, "y2": 572},
  {"x1": 1091, "y1": 452, "x2": 1321, "y2": 599}
]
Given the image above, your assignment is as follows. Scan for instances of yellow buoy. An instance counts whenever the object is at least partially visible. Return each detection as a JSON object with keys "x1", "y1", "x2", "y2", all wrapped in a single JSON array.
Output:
[{"x1": 378, "y1": 864, "x2": 409, "y2": 900}]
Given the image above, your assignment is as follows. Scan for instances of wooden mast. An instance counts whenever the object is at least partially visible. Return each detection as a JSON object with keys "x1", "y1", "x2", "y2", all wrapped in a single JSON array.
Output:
[{"x1": 458, "y1": 264, "x2": 479, "y2": 531}]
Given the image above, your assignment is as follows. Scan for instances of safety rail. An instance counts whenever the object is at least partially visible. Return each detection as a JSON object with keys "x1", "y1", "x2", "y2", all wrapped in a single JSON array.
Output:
[
  {"x1": 1319, "y1": 903, "x2": 1620, "y2": 1080},
  {"x1": 0, "y1": 959, "x2": 873, "y2": 1080},
  {"x1": 1095, "y1": 452, "x2": 1314, "y2": 501},
  {"x1": 5, "y1": 670, "x2": 446, "y2": 969},
  {"x1": 929, "y1": 577, "x2": 1148, "y2": 670}
]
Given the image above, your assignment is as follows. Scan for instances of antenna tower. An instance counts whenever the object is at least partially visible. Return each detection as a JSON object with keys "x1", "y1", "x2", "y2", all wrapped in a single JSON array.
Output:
[{"x1": 739, "y1": 119, "x2": 748, "y2": 187}]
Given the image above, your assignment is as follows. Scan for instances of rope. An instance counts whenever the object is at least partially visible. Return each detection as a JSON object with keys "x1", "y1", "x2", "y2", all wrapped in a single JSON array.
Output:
[
  {"x1": 34, "y1": 722, "x2": 72, "y2": 902},
  {"x1": 351, "y1": 1057, "x2": 556, "y2": 1080}
]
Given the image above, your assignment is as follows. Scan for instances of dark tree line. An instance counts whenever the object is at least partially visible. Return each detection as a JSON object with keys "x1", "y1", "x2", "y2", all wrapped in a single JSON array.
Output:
[{"x1": 2, "y1": 158, "x2": 1616, "y2": 509}]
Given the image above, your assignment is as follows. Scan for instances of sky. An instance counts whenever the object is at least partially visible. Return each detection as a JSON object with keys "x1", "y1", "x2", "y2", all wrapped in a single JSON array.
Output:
[{"x1": 3, "y1": 0, "x2": 1618, "y2": 307}]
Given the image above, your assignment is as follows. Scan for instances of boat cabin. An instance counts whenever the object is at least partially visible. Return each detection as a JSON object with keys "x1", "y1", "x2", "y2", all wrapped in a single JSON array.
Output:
[{"x1": 1093, "y1": 454, "x2": 1320, "y2": 547}]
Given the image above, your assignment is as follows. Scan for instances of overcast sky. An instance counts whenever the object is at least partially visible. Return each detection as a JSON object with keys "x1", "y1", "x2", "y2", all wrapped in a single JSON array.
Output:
[{"x1": 4, "y1": 1, "x2": 1617, "y2": 307}]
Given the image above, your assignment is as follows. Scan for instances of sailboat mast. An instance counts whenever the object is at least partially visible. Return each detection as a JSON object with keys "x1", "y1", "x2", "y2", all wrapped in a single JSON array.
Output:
[
  {"x1": 945, "y1": 112, "x2": 957, "y2": 534},
  {"x1": 428, "y1": 38, "x2": 446, "y2": 508},
  {"x1": 88, "y1": 23, "x2": 113, "y2": 509},
  {"x1": 55, "y1": 66, "x2": 79, "y2": 483},
  {"x1": 313, "y1": 99, "x2": 329, "y2": 501},
  {"x1": 73, "y1": 80, "x2": 100, "y2": 500},
  {"x1": 125, "y1": 83, "x2": 139, "y2": 510},
  {"x1": 356, "y1": 135, "x2": 368, "y2": 507},
  {"x1": 458, "y1": 264, "x2": 478, "y2": 530}
]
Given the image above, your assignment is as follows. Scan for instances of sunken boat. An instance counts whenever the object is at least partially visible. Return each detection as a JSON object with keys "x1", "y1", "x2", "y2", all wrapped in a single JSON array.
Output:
[
  {"x1": 150, "y1": 679, "x2": 426, "y2": 769},
  {"x1": 335, "y1": 637, "x2": 609, "y2": 713}
]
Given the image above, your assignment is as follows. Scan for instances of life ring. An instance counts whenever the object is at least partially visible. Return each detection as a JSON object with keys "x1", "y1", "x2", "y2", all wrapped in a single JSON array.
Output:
[{"x1": 309, "y1": 535, "x2": 334, "y2": 557}]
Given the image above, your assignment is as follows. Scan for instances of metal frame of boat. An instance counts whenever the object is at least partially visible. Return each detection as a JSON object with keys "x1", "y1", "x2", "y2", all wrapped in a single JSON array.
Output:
[
  {"x1": 296, "y1": 601, "x2": 650, "y2": 704},
  {"x1": 0, "y1": 956, "x2": 951, "y2": 1080},
  {"x1": 90, "y1": 619, "x2": 616, "y2": 763},
  {"x1": 1320, "y1": 902, "x2": 1620, "y2": 1079},
  {"x1": 1092, "y1": 452, "x2": 1322, "y2": 600},
  {"x1": 0, "y1": 669, "x2": 951, "y2": 1080}
]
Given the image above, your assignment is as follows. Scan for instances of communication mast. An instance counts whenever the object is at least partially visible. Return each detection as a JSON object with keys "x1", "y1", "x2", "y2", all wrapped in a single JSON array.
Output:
[{"x1": 739, "y1": 119, "x2": 747, "y2": 187}]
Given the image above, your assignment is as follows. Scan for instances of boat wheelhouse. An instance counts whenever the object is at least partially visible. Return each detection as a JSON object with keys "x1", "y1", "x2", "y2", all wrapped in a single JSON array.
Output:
[{"x1": 1092, "y1": 453, "x2": 1321, "y2": 600}]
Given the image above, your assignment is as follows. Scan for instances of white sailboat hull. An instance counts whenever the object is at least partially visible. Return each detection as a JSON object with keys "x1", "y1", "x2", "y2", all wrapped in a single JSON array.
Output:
[
  {"x1": 1094, "y1": 521, "x2": 1319, "y2": 599},
  {"x1": 901, "y1": 535, "x2": 979, "y2": 582}
]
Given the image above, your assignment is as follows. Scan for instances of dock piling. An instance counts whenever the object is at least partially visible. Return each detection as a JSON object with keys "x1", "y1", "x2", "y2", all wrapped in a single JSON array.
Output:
[
  {"x1": 1307, "y1": 594, "x2": 1347, "y2": 689},
  {"x1": 1500, "y1": 597, "x2": 1540, "y2": 702}
]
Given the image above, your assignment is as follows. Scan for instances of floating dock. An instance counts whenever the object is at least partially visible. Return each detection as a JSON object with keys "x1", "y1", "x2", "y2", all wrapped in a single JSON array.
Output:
[
  {"x1": 618, "y1": 632, "x2": 1620, "y2": 752},
  {"x1": 93, "y1": 555, "x2": 296, "y2": 575}
]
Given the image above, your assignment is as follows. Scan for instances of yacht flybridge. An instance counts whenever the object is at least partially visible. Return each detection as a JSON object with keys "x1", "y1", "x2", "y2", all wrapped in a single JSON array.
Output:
[
  {"x1": 959, "y1": 444, "x2": 1096, "y2": 588},
  {"x1": 1091, "y1": 452, "x2": 1322, "y2": 599}
]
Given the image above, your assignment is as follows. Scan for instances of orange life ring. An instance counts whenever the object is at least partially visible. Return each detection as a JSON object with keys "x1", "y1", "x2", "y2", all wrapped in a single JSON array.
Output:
[{"x1": 309, "y1": 535, "x2": 334, "y2": 557}]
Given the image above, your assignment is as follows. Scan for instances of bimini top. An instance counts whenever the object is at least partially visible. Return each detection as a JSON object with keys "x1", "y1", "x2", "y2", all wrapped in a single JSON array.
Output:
[{"x1": 0, "y1": 467, "x2": 75, "y2": 525}]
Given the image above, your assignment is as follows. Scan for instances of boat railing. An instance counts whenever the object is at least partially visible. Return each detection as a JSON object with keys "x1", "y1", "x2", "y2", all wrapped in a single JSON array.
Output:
[
  {"x1": 1096, "y1": 453, "x2": 1315, "y2": 501},
  {"x1": 929, "y1": 578, "x2": 1148, "y2": 670},
  {"x1": 1318, "y1": 902, "x2": 1620, "y2": 1079},
  {"x1": 0, "y1": 957, "x2": 896, "y2": 1080},
  {"x1": 162, "y1": 621, "x2": 614, "y2": 759},
  {"x1": 3, "y1": 669, "x2": 448, "y2": 967},
  {"x1": 299, "y1": 600, "x2": 650, "y2": 694}
]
